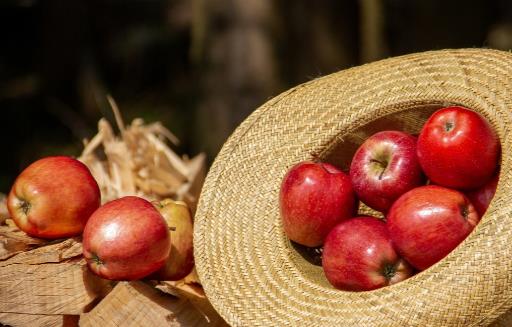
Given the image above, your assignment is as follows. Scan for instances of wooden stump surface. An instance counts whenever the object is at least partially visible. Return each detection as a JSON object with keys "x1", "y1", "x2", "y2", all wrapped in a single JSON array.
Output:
[{"x1": 0, "y1": 223, "x2": 227, "y2": 327}]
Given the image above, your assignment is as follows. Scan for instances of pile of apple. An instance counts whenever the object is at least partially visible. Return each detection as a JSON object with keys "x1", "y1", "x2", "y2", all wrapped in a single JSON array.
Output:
[
  {"x1": 280, "y1": 106, "x2": 500, "y2": 291},
  {"x1": 6, "y1": 156, "x2": 194, "y2": 281}
]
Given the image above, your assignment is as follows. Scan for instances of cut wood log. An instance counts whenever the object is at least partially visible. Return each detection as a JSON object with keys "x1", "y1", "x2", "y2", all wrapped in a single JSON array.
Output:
[
  {"x1": 79, "y1": 281, "x2": 223, "y2": 327},
  {"x1": 0, "y1": 239, "x2": 112, "y2": 316},
  {"x1": 156, "y1": 281, "x2": 226, "y2": 326},
  {"x1": 0, "y1": 225, "x2": 47, "y2": 261},
  {"x1": 0, "y1": 313, "x2": 79, "y2": 327},
  {"x1": 0, "y1": 238, "x2": 82, "y2": 267}
]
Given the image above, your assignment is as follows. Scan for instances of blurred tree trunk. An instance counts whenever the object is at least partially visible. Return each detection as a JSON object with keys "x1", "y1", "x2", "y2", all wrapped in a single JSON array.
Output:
[
  {"x1": 193, "y1": 0, "x2": 359, "y2": 159},
  {"x1": 193, "y1": 0, "x2": 280, "y2": 159},
  {"x1": 359, "y1": 0, "x2": 388, "y2": 63},
  {"x1": 275, "y1": 1, "x2": 359, "y2": 85}
]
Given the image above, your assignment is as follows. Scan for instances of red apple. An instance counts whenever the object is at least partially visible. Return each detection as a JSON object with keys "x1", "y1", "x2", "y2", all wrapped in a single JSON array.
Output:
[
  {"x1": 465, "y1": 172, "x2": 499, "y2": 217},
  {"x1": 387, "y1": 185, "x2": 479, "y2": 271},
  {"x1": 83, "y1": 196, "x2": 171, "y2": 280},
  {"x1": 349, "y1": 131, "x2": 423, "y2": 212},
  {"x1": 7, "y1": 156, "x2": 101, "y2": 239},
  {"x1": 152, "y1": 200, "x2": 194, "y2": 281},
  {"x1": 417, "y1": 106, "x2": 499, "y2": 189},
  {"x1": 280, "y1": 161, "x2": 356, "y2": 247},
  {"x1": 322, "y1": 216, "x2": 413, "y2": 291}
]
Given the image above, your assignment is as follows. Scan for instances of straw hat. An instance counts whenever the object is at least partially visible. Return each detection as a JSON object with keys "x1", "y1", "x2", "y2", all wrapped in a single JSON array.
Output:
[{"x1": 194, "y1": 49, "x2": 512, "y2": 326}]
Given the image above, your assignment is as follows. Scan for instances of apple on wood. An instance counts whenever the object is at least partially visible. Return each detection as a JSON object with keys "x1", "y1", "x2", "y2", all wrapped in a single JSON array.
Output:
[
  {"x1": 152, "y1": 199, "x2": 194, "y2": 281},
  {"x1": 387, "y1": 185, "x2": 480, "y2": 271},
  {"x1": 83, "y1": 196, "x2": 171, "y2": 280},
  {"x1": 7, "y1": 156, "x2": 101, "y2": 239},
  {"x1": 349, "y1": 131, "x2": 424, "y2": 213},
  {"x1": 417, "y1": 106, "x2": 499, "y2": 190},
  {"x1": 280, "y1": 161, "x2": 356, "y2": 247},
  {"x1": 322, "y1": 216, "x2": 413, "y2": 291}
]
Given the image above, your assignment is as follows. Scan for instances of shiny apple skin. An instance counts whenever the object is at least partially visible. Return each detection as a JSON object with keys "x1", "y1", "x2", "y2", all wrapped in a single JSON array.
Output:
[
  {"x1": 7, "y1": 156, "x2": 101, "y2": 239},
  {"x1": 280, "y1": 161, "x2": 356, "y2": 247},
  {"x1": 465, "y1": 172, "x2": 499, "y2": 217},
  {"x1": 417, "y1": 106, "x2": 499, "y2": 190},
  {"x1": 322, "y1": 216, "x2": 413, "y2": 291},
  {"x1": 83, "y1": 196, "x2": 171, "y2": 280},
  {"x1": 153, "y1": 200, "x2": 194, "y2": 281},
  {"x1": 387, "y1": 185, "x2": 480, "y2": 271},
  {"x1": 349, "y1": 131, "x2": 424, "y2": 213}
]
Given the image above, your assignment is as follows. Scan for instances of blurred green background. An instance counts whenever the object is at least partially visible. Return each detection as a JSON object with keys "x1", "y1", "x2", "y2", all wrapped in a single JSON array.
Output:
[{"x1": 1, "y1": 0, "x2": 511, "y2": 191}]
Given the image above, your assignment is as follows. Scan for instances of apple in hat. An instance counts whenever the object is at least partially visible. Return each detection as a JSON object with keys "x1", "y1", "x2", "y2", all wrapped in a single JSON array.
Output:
[
  {"x1": 349, "y1": 131, "x2": 423, "y2": 213},
  {"x1": 322, "y1": 216, "x2": 413, "y2": 291},
  {"x1": 417, "y1": 106, "x2": 499, "y2": 190},
  {"x1": 387, "y1": 185, "x2": 480, "y2": 271},
  {"x1": 280, "y1": 161, "x2": 356, "y2": 247}
]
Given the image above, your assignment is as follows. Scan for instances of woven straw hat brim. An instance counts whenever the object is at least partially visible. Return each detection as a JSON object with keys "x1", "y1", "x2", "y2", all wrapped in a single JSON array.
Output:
[{"x1": 194, "y1": 48, "x2": 512, "y2": 327}]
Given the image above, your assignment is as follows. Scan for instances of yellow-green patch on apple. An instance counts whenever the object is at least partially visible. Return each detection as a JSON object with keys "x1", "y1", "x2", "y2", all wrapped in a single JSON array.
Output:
[{"x1": 153, "y1": 199, "x2": 194, "y2": 281}]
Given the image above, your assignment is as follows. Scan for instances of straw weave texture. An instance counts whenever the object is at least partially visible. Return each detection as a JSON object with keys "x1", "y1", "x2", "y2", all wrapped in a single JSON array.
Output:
[{"x1": 194, "y1": 49, "x2": 512, "y2": 326}]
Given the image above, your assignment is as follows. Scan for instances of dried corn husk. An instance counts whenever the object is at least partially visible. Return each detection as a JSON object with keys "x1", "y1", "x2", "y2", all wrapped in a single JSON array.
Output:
[
  {"x1": 0, "y1": 194, "x2": 8, "y2": 225},
  {"x1": 78, "y1": 100, "x2": 206, "y2": 213}
]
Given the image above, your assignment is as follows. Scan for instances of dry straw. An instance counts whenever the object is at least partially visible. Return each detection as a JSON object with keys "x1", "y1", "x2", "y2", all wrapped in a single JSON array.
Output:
[
  {"x1": 194, "y1": 49, "x2": 512, "y2": 326},
  {"x1": 78, "y1": 97, "x2": 206, "y2": 212}
]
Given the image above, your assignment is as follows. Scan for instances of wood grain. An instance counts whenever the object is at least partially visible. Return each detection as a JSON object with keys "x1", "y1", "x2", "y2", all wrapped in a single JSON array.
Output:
[
  {"x1": 0, "y1": 225, "x2": 46, "y2": 261},
  {"x1": 0, "y1": 313, "x2": 79, "y2": 327},
  {"x1": 80, "y1": 281, "x2": 220, "y2": 327},
  {"x1": 0, "y1": 238, "x2": 82, "y2": 267},
  {"x1": 157, "y1": 280, "x2": 227, "y2": 326},
  {"x1": 0, "y1": 239, "x2": 111, "y2": 316}
]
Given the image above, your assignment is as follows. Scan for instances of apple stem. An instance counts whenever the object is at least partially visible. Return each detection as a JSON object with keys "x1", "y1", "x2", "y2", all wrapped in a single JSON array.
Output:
[
  {"x1": 169, "y1": 226, "x2": 176, "y2": 231},
  {"x1": 460, "y1": 204, "x2": 469, "y2": 220},
  {"x1": 381, "y1": 262, "x2": 397, "y2": 280},
  {"x1": 445, "y1": 121, "x2": 455, "y2": 132},
  {"x1": 18, "y1": 199, "x2": 31, "y2": 215},
  {"x1": 90, "y1": 253, "x2": 104, "y2": 266},
  {"x1": 378, "y1": 170, "x2": 385, "y2": 180},
  {"x1": 152, "y1": 200, "x2": 164, "y2": 209},
  {"x1": 369, "y1": 159, "x2": 387, "y2": 180}
]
